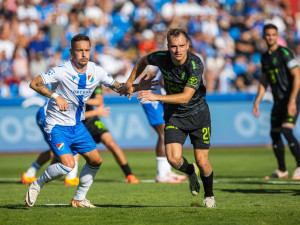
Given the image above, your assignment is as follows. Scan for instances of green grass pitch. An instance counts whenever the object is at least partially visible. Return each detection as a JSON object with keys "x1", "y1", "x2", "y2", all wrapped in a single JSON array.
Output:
[{"x1": 1, "y1": 147, "x2": 300, "y2": 225}]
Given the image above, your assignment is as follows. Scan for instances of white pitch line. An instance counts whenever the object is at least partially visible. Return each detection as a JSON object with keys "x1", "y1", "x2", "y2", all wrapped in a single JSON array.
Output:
[
  {"x1": 40, "y1": 204, "x2": 69, "y2": 206},
  {"x1": 1, "y1": 177, "x2": 300, "y2": 185}
]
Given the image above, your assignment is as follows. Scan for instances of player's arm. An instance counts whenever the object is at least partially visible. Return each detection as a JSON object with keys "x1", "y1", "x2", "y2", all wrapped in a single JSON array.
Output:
[
  {"x1": 119, "y1": 55, "x2": 150, "y2": 99},
  {"x1": 111, "y1": 75, "x2": 158, "y2": 97},
  {"x1": 29, "y1": 75, "x2": 69, "y2": 111},
  {"x1": 85, "y1": 105, "x2": 111, "y2": 118},
  {"x1": 138, "y1": 86, "x2": 195, "y2": 104},
  {"x1": 86, "y1": 93, "x2": 104, "y2": 107},
  {"x1": 253, "y1": 73, "x2": 268, "y2": 118},
  {"x1": 85, "y1": 93, "x2": 110, "y2": 118},
  {"x1": 287, "y1": 66, "x2": 300, "y2": 116}
]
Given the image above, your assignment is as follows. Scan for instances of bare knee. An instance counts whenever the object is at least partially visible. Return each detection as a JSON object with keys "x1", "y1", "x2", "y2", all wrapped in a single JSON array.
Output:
[
  {"x1": 196, "y1": 158, "x2": 209, "y2": 170},
  {"x1": 59, "y1": 154, "x2": 76, "y2": 169},
  {"x1": 88, "y1": 157, "x2": 102, "y2": 168},
  {"x1": 167, "y1": 155, "x2": 182, "y2": 168}
]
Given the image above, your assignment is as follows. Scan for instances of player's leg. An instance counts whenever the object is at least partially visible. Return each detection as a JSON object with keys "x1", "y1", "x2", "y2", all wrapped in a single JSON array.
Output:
[
  {"x1": 142, "y1": 102, "x2": 185, "y2": 183},
  {"x1": 265, "y1": 105, "x2": 288, "y2": 179},
  {"x1": 282, "y1": 121, "x2": 300, "y2": 179},
  {"x1": 22, "y1": 150, "x2": 52, "y2": 184},
  {"x1": 165, "y1": 124, "x2": 200, "y2": 190},
  {"x1": 155, "y1": 123, "x2": 187, "y2": 183},
  {"x1": 71, "y1": 122, "x2": 102, "y2": 208},
  {"x1": 25, "y1": 125, "x2": 76, "y2": 207},
  {"x1": 65, "y1": 154, "x2": 80, "y2": 186},
  {"x1": 194, "y1": 149, "x2": 215, "y2": 208},
  {"x1": 25, "y1": 153, "x2": 75, "y2": 207},
  {"x1": 71, "y1": 149, "x2": 101, "y2": 208},
  {"x1": 100, "y1": 132, "x2": 139, "y2": 183},
  {"x1": 23, "y1": 106, "x2": 53, "y2": 184}
]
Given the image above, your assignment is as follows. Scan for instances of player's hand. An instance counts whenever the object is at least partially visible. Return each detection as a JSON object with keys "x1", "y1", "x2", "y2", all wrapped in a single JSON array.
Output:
[
  {"x1": 94, "y1": 105, "x2": 111, "y2": 118},
  {"x1": 137, "y1": 90, "x2": 158, "y2": 103},
  {"x1": 118, "y1": 82, "x2": 134, "y2": 100},
  {"x1": 138, "y1": 74, "x2": 159, "y2": 91},
  {"x1": 288, "y1": 100, "x2": 297, "y2": 117},
  {"x1": 55, "y1": 96, "x2": 69, "y2": 111},
  {"x1": 252, "y1": 103, "x2": 259, "y2": 117}
]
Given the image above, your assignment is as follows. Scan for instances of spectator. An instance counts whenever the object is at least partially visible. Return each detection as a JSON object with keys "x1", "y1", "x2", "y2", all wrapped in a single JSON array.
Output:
[
  {"x1": 0, "y1": 78, "x2": 10, "y2": 98},
  {"x1": 29, "y1": 51, "x2": 48, "y2": 78},
  {"x1": 18, "y1": 74, "x2": 36, "y2": 98}
]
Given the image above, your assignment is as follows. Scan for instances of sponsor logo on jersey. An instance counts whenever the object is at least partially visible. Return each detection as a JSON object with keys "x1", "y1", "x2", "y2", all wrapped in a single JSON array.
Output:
[
  {"x1": 187, "y1": 77, "x2": 198, "y2": 86},
  {"x1": 46, "y1": 69, "x2": 55, "y2": 76},
  {"x1": 72, "y1": 89, "x2": 92, "y2": 95},
  {"x1": 87, "y1": 74, "x2": 94, "y2": 83},
  {"x1": 56, "y1": 143, "x2": 65, "y2": 151}
]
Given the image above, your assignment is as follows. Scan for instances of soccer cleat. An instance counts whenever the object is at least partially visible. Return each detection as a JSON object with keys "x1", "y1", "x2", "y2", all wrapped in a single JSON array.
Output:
[
  {"x1": 25, "y1": 182, "x2": 40, "y2": 207},
  {"x1": 203, "y1": 196, "x2": 216, "y2": 208},
  {"x1": 71, "y1": 198, "x2": 96, "y2": 208},
  {"x1": 64, "y1": 177, "x2": 79, "y2": 186},
  {"x1": 21, "y1": 172, "x2": 37, "y2": 184},
  {"x1": 188, "y1": 163, "x2": 200, "y2": 196},
  {"x1": 126, "y1": 174, "x2": 139, "y2": 183},
  {"x1": 292, "y1": 167, "x2": 300, "y2": 180},
  {"x1": 156, "y1": 174, "x2": 182, "y2": 183},
  {"x1": 264, "y1": 170, "x2": 288, "y2": 179},
  {"x1": 167, "y1": 171, "x2": 187, "y2": 181}
]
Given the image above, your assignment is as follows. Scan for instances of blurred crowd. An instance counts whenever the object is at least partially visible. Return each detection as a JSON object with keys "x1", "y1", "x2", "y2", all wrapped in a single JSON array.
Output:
[{"x1": 0, "y1": 0, "x2": 300, "y2": 98}]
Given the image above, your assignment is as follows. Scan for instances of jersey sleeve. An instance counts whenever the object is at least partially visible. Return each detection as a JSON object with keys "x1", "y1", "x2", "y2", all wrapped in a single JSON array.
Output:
[
  {"x1": 282, "y1": 47, "x2": 299, "y2": 70},
  {"x1": 96, "y1": 65, "x2": 115, "y2": 87},
  {"x1": 185, "y1": 58, "x2": 204, "y2": 90},
  {"x1": 147, "y1": 51, "x2": 166, "y2": 66},
  {"x1": 40, "y1": 66, "x2": 63, "y2": 85}
]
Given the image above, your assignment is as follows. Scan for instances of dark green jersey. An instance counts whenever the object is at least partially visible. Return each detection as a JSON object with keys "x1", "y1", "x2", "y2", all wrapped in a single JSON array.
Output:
[
  {"x1": 147, "y1": 51, "x2": 207, "y2": 119},
  {"x1": 85, "y1": 83, "x2": 103, "y2": 112},
  {"x1": 261, "y1": 46, "x2": 299, "y2": 101}
]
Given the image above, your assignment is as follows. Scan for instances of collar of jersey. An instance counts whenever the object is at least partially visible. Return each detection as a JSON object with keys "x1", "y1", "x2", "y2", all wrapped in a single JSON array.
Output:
[{"x1": 70, "y1": 60, "x2": 87, "y2": 75}]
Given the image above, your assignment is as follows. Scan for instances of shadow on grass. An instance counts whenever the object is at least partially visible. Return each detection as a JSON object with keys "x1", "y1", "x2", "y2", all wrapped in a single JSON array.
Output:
[
  {"x1": 0, "y1": 204, "x2": 30, "y2": 210},
  {"x1": 0, "y1": 181, "x2": 22, "y2": 184},
  {"x1": 221, "y1": 188, "x2": 300, "y2": 195},
  {"x1": 0, "y1": 203, "x2": 188, "y2": 209}
]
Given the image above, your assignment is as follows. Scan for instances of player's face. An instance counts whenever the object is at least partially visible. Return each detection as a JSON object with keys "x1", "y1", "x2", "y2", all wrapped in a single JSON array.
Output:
[
  {"x1": 168, "y1": 34, "x2": 189, "y2": 65},
  {"x1": 70, "y1": 40, "x2": 91, "y2": 68},
  {"x1": 263, "y1": 28, "x2": 278, "y2": 47}
]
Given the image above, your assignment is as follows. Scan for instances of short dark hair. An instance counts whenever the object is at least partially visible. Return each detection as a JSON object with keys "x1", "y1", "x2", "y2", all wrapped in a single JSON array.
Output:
[
  {"x1": 167, "y1": 28, "x2": 188, "y2": 43},
  {"x1": 263, "y1": 24, "x2": 278, "y2": 34},
  {"x1": 71, "y1": 34, "x2": 91, "y2": 49}
]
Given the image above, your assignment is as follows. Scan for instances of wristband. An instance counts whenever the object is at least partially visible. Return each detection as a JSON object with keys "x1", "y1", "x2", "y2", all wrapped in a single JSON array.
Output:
[{"x1": 51, "y1": 92, "x2": 59, "y2": 100}]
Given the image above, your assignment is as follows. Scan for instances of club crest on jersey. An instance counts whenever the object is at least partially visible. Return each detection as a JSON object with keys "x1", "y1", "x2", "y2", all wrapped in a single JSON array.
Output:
[
  {"x1": 87, "y1": 74, "x2": 94, "y2": 83},
  {"x1": 56, "y1": 143, "x2": 65, "y2": 151}
]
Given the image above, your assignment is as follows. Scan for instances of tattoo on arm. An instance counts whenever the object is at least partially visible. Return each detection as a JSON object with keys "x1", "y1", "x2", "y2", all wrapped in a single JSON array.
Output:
[
  {"x1": 109, "y1": 81, "x2": 122, "y2": 92},
  {"x1": 34, "y1": 81, "x2": 53, "y2": 97}
]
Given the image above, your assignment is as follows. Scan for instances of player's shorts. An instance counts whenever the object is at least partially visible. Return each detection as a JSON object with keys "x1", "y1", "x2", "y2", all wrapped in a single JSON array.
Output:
[
  {"x1": 164, "y1": 121, "x2": 211, "y2": 149},
  {"x1": 45, "y1": 121, "x2": 97, "y2": 158},
  {"x1": 141, "y1": 101, "x2": 165, "y2": 127},
  {"x1": 83, "y1": 117, "x2": 108, "y2": 144},
  {"x1": 271, "y1": 98, "x2": 300, "y2": 129}
]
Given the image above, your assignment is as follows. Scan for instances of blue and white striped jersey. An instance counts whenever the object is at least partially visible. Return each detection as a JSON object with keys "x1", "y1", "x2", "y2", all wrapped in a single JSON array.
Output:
[{"x1": 41, "y1": 60, "x2": 114, "y2": 133}]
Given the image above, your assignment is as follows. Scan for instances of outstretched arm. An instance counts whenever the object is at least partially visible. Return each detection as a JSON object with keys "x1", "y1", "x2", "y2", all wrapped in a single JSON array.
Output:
[
  {"x1": 30, "y1": 75, "x2": 69, "y2": 111},
  {"x1": 119, "y1": 56, "x2": 149, "y2": 99},
  {"x1": 111, "y1": 75, "x2": 158, "y2": 97}
]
